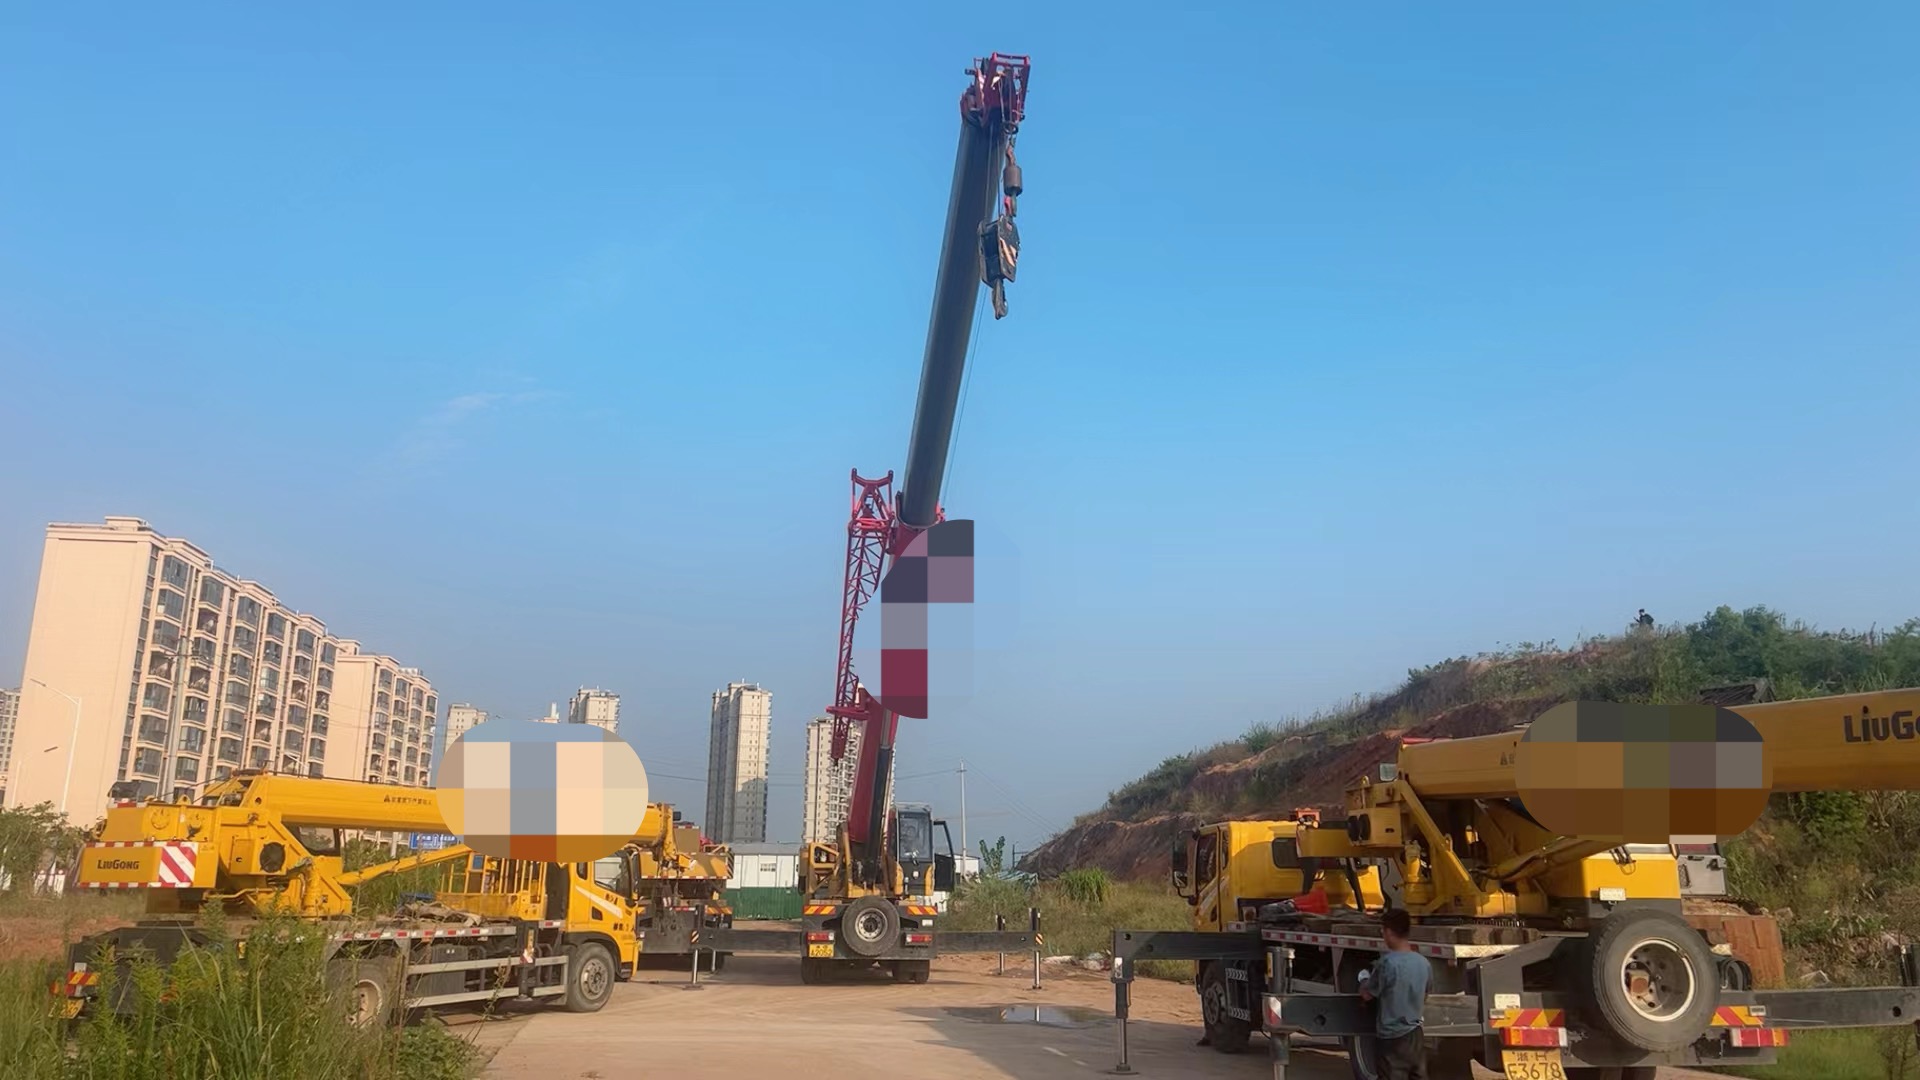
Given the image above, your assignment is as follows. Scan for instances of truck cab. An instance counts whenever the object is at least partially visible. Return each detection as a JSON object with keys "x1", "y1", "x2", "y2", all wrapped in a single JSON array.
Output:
[{"x1": 1174, "y1": 814, "x2": 1384, "y2": 932}]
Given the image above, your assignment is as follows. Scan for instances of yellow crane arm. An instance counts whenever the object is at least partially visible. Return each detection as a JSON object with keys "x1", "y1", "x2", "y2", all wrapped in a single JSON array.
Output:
[
  {"x1": 207, "y1": 773, "x2": 450, "y2": 832},
  {"x1": 334, "y1": 843, "x2": 475, "y2": 887},
  {"x1": 1399, "y1": 689, "x2": 1920, "y2": 800}
]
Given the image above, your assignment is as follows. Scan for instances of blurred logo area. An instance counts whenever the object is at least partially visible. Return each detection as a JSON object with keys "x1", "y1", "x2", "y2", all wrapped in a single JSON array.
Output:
[
  {"x1": 435, "y1": 719, "x2": 650, "y2": 862},
  {"x1": 856, "y1": 519, "x2": 1021, "y2": 718},
  {"x1": 1514, "y1": 702, "x2": 1772, "y2": 844}
]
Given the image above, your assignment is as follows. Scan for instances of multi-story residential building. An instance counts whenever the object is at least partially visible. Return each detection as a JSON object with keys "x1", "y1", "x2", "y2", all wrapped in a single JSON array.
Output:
[
  {"x1": 444, "y1": 704, "x2": 487, "y2": 745},
  {"x1": 0, "y1": 687, "x2": 18, "y2": 806},
  {"x1": 323, "y1": 642, "x2": 436, "y2": 788},
  {"x1": 567, "y1": 687, "x2": 620, "y2": 735},
  {"x1": 705, "y1": 682, "x2": 771, "y2": 844},
  {"x1": 10, "y1": 517, "x2": 438, "y2": 818},
  {"x1": 801, "y1": 716, "x2": 860, "y2": 844}
]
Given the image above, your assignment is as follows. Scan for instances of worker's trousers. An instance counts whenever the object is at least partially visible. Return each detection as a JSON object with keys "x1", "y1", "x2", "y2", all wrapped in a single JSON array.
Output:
[{"x1": 1376, "y1": 1027, "x2": 1427, "y2": 1080}]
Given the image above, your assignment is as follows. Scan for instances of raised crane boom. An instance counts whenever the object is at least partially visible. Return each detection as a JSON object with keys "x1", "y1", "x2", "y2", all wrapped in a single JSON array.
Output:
[{"x1": 825, "y1": 54, "x2": 1029, "y2": 889}]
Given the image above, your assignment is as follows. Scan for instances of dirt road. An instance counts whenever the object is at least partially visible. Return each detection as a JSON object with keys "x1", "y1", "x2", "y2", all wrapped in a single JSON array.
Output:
[{"x1": 470, "y1": 954, "x2": 1722, "y2": 1080}]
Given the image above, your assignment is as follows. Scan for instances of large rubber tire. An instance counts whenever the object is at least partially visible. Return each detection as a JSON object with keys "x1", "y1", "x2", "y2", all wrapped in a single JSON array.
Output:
[
  {"x1": 330, "y1": 958, "x2": 402, "y2": 1029},
  {"x1": 1198, "y1": 961, "x2": 1252, "y2": 1054},
  {"x1": 891, "y1": 960, "x2": 931, "y2": 984},
  {"x1": 1567, "y1": 1069, "x2": 1658, "y2": 1080},
  {"x1": 1337, "y1": 953, "x2": 1383, "y2": 1080},
  {"x1": 799, "y1": 958, "x2": 826, "y2": 985},
  {"x1": 1583, "y1": 910, "x2": 1718, "y2": 1053},
  {"x1": 839, "y1": 896, "x2": 899, "y2": 959},
  {"x1": 563, "y1": 943, "x2": 615, "y2": 1014}
]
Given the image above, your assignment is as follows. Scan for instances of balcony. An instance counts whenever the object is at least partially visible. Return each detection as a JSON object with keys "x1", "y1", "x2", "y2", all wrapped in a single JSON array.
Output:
[
  {"x1": 196, "y1": 608, "x2": 220, "y2": 635},
  {"x1": 252, "y1": 719, "x2": 272, "y2": 743},
  {"x1": 217, "y1": 738, "x2": 242, "y2": 764},
  {"x1": 314, "y1": 691, "x2": 330, "y2": 712},
  {"x1": 255, "y1": 694, "x2": 277, "y2": 719},
  {"x1": 290, "y1": 679, "x2": 309, "y2": 702},
  {"x1": 248, "y1": 746, "x2": 269, "y2": 769},
  {"x1": 188, "y1": 667, "x2": 212, "y2": 693},
  {"x1": 308, "y1": 738, "x2": 325, "y2": 760},
  {"x1": 312, "y1": 715, "x2": 328, "y2": 737},
  {"x1": 148, "y1": 651, "x2": 175, "y2": 679},
  {"x1": 191, "y1": 637, "x2": 216, "y2": 662}
]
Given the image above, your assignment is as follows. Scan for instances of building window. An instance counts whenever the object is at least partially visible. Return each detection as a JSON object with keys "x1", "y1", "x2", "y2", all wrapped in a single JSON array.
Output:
[
  {"x1": 425, "y1": 695, "x2": 437, "y2": 715},
  {"x1": 214, "y1": 765, "x2": 232, "y2": 781},
  {"x1": 308, "y1": 738, "x2": 325, "y2": 760},
  {"x1": 188, "y1": 667, "x2": 211, "y2": 693},
  {"x1": 162, "y1": 555, "x2": 189, "y2": 589},
  {"x1": 218, "y1": 738, "x2": 242, "y2": 764},
  {"x1": 133, "y1": 748, "x2": 163, "y2": 776},
  {"x1": 138, "y1": 714, "x2": 170, "y2": 744},
  {"x1": 148, "y1": 650, "x2": 175, "y2": 679},
  {"x1": 224, "y1": 680, "x2": 249, "y2": 708},
  {"x1": 379, "y1": 670, "x2": 393, "y2": 691},
  {"x1": 266, "y1": 613, "x2": 286, "y2": 640},
  {"x1": 198, "y1": 578, "x2": 226, "y2": 607},
  {"x1": 404, "y1": 767, "x2": 416, "y2": 783},
  {"x1": 292, "y1": 655, "x2": 313, "y2": 678},
  {"x1": 175, "y1": 756, "x2": 199, "y2": 782},
  {"x1": 412, "y1": 688, "x2": 424, "y2": 707},
  {"x1": 314, "y1": 690, "x2": 330, "y2": 712},
  {"x1": 222, "y1": 709, "x2": 246, "y2": 735},
  {"x1": 141, "y1": 683, "x2": 171, "y2": 711},
  {"x1": 235, "y1": 596, "x2": 261, "y2": 627},
  {"x1": 288, "y1": 705, "x2": 307, "y2": 728},
  {"x1": 249, "y1": 746, "x2": 269, "y2": 769},
  {"x1": 231, "y1": 625, "x2": 256, "y2": 652},
  {"x1": 256, "y1": 693, "x2": 277, "y2": 718},
  {"x1": 191, "y1": 636, "x2": 216, "y2": 662},
  {"x1": 317, "y1": 668, "x2": 332, "y2": 690},
  {"x1": 182, "y1": 697, "x2": 208, "y2": 723},
  {"x1": 376, "y1": 692, "x2": 390, "y2": 711},
  {"x1": 228, "y1": 653, "x2": 253, "y2": 681},
  {"x1": 420, "y1": 753, "x2": 431, "y2": 773},
  {"x1": 308, "y1": 763, "x2": 324, "y2": 779},
  {"x1": 405, "y1": 747, "x2": 418, "y2": 764},
  {"x1": 396, "y1": 678, "x2": 411, "y2": 698},
  {"x1": 372, "y1": 734, "x2": 386, "y2": 752},
  {"x1": 263, "y1": 641, "x2": 283, "y2": 665},
  {"x1": 178, "y1": 725, "x2": 206, "y2": 753},
  {"x1": 283, "y1": 730, "x2": 302, "y2": 751},
  {"x1": 295, "y1": 629, "x2": 316, "y2": 656},
  {"x1": 152, "y1": 620, "x2": 181, "y2": 652},
  {"x1": 262, "y1": 667, "x2": 279, "y2": 691},
  {"x1": 320, "y1": 643, "x2": 336, "y2": 665},
  {"x1": 156, "y1": 588, "x2": 186, "y2": 622},
  {"x1": 194, "y1": 607, "x2": 219, "y2": 635},
  {"x1": 312, "y1": 715, "x2": 329, "y2": 736}
]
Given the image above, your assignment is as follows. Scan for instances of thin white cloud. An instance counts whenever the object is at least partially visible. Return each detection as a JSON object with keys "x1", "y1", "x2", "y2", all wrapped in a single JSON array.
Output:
[{"x1": 397, "y1": 388, "x2": 547, "y2": 470}]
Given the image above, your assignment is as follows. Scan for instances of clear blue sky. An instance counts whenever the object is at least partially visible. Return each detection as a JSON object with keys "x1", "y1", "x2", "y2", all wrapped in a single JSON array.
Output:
[{"x1": 3, "y1": 4, "x2": 1917, "y2": 852}]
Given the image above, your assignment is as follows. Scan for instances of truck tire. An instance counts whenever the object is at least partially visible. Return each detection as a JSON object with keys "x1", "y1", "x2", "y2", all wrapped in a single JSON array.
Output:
[
  {"x1": 1198, "y1": 961, "x2": 1252, "y2": 1054},
  {"x1": 563, "y1": 942, "x2": 615, "y2": 1014},
  {"x1": 891, "y1": 960, "x2": 931, "y2": 984},
  {"x1": 1567, "y1": 1069, "x2": 1657, "y2": 1080},
  {"x1": 840, "y1": 896, "x2": 899, "y2": 959},
  {"x1": 800, "y1": 958, "x2": 826, "y2": 985},
  {"x1": 1582, "y1": 910, "x2": 1718, "y2": 1053},
  {"x1": 331, "y1": 958, "x2": 402, "y2": 1029},
  {"x1": 1335, "y1": 953, "x2": 1383, "y2": 1080}
]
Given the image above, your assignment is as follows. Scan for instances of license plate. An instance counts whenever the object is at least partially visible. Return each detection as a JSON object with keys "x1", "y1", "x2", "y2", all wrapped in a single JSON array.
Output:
[
  {"x1": 56, "y1": 999, "x2": 83, "y2": 1020},
  {"x1": 806, "y1": 944, "x2": 835, "y2": 958},
  {"x1": 1500, "y1": 1049, "x2": 1566, "y2": 1080}
]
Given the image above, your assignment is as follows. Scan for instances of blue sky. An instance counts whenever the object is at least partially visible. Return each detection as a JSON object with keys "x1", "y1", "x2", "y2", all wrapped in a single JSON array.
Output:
[{"x1": 2, "y1": 3, "x2": 1916, "y2": 852}]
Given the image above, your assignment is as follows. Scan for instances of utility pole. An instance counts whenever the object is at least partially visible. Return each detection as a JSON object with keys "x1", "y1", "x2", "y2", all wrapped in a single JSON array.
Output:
[{"x1": 957, "y1": 759, "x2": 968, "y2": 876}]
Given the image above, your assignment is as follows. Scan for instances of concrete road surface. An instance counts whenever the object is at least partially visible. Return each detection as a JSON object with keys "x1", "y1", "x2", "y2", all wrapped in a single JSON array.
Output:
[{"x1": 469, "y1": 953, "x2": 1725, "y2": 1080}]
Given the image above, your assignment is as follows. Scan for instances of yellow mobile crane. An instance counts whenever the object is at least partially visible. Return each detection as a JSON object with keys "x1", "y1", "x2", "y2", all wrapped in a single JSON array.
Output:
[
  {"x1": 1113, "y1": 689, "x2": 1920, "y2": 1079},
  {"x1": 57, "y1": 771, "x2": 696, "y2": 1023}
]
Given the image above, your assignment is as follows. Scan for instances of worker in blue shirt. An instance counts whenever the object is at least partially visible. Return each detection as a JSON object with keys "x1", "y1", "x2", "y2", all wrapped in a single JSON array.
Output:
[{"x1": 1358, "y1": 907, "x2": 1430, "y2": 1080}]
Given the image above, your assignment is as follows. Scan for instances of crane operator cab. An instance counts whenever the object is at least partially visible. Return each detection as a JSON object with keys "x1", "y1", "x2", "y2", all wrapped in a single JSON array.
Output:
[{"x1": 892, "y1": 802, "x2": 957, "y2": 899}]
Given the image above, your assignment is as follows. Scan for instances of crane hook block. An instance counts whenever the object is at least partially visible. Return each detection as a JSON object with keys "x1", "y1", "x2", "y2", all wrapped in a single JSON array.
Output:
[{"x1": 980, "y1": 215, "x2": 1020, "y2": 320}]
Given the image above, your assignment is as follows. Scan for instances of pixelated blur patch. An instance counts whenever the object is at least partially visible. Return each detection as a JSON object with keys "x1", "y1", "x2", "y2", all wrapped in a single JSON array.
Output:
[
  {"x1": 435, "y1": 719, "x2": 649, "y2": 862},
  {"x1": 872, "y1": 519, "x2": 974, "y2": 719},
  {"x1": 1515, "y1": 701, "x2": 1772, "y2": 844}
]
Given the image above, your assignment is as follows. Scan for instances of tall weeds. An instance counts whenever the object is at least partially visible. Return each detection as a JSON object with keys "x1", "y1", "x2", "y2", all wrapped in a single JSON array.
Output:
[{"x1": 0, "y1": 908, "x2": 475, "y2": 1079}]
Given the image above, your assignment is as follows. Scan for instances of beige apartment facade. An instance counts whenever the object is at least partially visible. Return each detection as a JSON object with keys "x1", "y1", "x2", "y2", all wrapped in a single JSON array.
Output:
[
  {"x1": 444, "y1": 704, "x2": 487, "y2": 745},
  {"x1": 10, "y1": 518, "x2": 437, "y2": 821},
  {"x1": 568, "y1": 687, "x2": 620, "y2": 735},
  {"x1": 323, "y1": 642, "x2": 437, "y2": 787},
  {"x1": 706, "y1": 682, "x2": 771, "y2": 844},
  {"x1": 0, "y1": 687, "x2": 18, "y2": 806}
]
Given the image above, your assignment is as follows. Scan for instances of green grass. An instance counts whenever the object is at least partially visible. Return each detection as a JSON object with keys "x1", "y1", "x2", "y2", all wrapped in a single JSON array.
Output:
[
  {"x1": 1721, "y1": 1028, "x2": 1917, "y2": 1079},
  {"x1": 0, "y1": 907, "x2": 480, "y2": 1079},
  {"x1": 946, "y1": 876, "x2": 1196, "y2": 981}
]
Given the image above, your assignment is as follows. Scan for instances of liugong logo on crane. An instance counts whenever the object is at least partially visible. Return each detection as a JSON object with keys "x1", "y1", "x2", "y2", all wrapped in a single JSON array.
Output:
[{"x1": 1842, "y1": 705, "x2": 1918, "y2": 742}]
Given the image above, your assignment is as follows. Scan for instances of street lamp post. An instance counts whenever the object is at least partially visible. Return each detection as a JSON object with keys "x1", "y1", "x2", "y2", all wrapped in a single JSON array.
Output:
[{"x1": 29, "y1": 678, "x2": 82, "y2": 816}]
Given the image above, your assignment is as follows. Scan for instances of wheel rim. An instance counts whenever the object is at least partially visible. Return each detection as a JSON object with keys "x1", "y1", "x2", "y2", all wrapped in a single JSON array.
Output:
[
  {"x1": 1203, "y1": 983, "x2": 1225, "y2": 1026},
  {"x1": 580, "y1": 955, "x2": 610, "y2": 1000},
  {"x1": 853, "y1": 909, "x2": 887, "y2": 943},
  {"x1": 1619, "y1": 937, "x2": 1697, "y2": 1022},
  {"x1": 348, "y1": 980, "x2": 382, "y2": 1027}
]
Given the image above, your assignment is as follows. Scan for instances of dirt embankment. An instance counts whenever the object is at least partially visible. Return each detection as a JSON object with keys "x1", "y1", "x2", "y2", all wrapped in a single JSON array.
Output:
[{"x1": 1024, "y1": 697, "x2": 1551, "y2": 879}]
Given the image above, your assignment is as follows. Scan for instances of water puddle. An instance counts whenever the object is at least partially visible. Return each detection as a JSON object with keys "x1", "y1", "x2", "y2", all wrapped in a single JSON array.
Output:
[{"x1": 945, "y1": 1005, "x2": 1111, "y2": 1028}]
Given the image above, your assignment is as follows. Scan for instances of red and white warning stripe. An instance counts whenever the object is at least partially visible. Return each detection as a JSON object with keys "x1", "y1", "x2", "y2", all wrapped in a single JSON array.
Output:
[{"x1": 82, "y1": 841, "x2": 200, "y2": 889}]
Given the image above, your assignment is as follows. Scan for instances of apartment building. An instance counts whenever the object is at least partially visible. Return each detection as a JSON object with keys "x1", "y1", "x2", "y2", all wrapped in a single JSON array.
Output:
[
  {"x1": 444, "y1": 704, "x2": 487, "y2": 745},
  {"x1": 801, "y1": 716, "x2": 858, "y2": 844},
  {"x1": 568, "y1": 687, "x2": 620, "y2": 735},
  {"x1": 0, "y1": 687, "x2": 18, "y2": 806},
  {"x1": 322, "y1": 642, "x2": 437, "y2": 787},
  {"x1": 706, "y1": 682, "x2": 771, "y2": 844},
  {"x1": 10, "y1": 517, "x2": 437, "y2": 818}
]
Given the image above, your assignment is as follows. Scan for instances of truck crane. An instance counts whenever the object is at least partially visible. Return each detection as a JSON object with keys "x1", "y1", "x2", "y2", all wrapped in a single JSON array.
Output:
[
  {"x1": 55, "y1": 771, "x2": 720, "y2": 1023},
  {"x1": 714, "y1": 52, "x2": 1043, "y2": 984},
  {"x1": 1114, "y1": 688, "x2": 1920, "y2": 1079}
]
